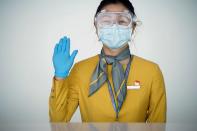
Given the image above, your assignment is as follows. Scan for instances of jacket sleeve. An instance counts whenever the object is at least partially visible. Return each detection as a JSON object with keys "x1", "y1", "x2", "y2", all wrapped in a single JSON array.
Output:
[
  {"x1": 49, "y1": 63, "x2": 80, "y2": 122},
  {"x1": 146, "y1": 64, "x2": 167, "y2": 122}
]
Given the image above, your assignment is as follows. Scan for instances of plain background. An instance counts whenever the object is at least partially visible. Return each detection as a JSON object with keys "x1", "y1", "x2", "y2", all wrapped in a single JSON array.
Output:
[{"x1": 0, "y1": 0, "x2": 197, "y2": 124}]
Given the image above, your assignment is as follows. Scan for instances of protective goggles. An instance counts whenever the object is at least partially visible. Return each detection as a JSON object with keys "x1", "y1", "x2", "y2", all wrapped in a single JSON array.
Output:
[{"x1": 95, "y1": 10, "x2": 134, "y2": 28}]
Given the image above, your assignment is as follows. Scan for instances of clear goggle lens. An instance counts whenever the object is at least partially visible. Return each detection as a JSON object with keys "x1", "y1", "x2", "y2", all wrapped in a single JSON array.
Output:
[{"x1": 95, "y1": 10, "x2": 133, "y2": 28}]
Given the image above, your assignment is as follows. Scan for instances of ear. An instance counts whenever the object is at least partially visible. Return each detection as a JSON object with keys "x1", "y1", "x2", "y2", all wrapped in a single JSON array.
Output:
[
  {"x1": 131, "y1": 22, "x2": 136, "y2": 33},
  {"x1": 94, "y1": 22, "x2": 99, "y2": 36}
]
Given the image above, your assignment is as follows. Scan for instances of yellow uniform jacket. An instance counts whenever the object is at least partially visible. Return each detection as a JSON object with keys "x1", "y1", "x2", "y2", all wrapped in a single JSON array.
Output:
[{"x1": 49, "y1": 55, "x2": 167, "y2": 122}]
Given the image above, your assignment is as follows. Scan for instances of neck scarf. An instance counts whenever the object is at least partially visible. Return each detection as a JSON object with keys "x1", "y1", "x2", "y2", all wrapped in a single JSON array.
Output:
[{"x1": 89, "y1": 46, "x2": 133, "y2": 118}]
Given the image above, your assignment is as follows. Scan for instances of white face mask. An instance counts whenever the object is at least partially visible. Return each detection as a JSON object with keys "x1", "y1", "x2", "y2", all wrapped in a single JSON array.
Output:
[{"x1": 98, "y1": 24, "x2": 132, "y2": 49}]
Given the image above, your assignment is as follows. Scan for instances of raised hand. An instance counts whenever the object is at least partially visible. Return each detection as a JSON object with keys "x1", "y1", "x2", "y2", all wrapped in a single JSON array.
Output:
[{"x1": 53, "y1": 36, "x2": 78, "y2": 78}]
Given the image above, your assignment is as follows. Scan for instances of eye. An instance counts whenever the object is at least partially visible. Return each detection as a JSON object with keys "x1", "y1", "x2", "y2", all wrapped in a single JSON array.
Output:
[
  {"x1": 119, "y1": 20, "x2": 127, "y2": 24},
  {"x1": 118, "y1": 20, "x2": 128, "y2": 26}
]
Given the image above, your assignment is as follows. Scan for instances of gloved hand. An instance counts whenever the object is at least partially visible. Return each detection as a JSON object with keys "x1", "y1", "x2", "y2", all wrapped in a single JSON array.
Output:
[{"x1": 53, "y1": 36, "x2": 78, "y2": 78}]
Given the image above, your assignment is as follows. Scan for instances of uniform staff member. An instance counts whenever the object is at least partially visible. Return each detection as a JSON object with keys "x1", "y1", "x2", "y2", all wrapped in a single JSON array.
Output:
[{"x1": 49, "y1": 0, "x2": 167, "y2": 122}]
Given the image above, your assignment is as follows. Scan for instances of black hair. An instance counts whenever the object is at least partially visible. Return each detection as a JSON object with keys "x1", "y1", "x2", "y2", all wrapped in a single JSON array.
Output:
[{"x1": 95, "y1": 0, "x2": 136, "y2": 18}]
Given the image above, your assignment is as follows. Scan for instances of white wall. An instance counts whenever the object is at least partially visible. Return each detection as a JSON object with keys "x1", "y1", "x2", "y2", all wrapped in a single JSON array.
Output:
[{"x1": 0, "y1": 0, "x2": 197, "y2": 124}]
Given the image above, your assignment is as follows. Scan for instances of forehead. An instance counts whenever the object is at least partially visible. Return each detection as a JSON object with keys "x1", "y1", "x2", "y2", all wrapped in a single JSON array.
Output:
[{"x1": 101, "y1": 3, "x2": 128, "y2": 12}]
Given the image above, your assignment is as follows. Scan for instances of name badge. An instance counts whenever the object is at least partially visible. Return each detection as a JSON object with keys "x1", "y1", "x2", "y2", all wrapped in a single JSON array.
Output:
[
  {"x1": 127, "y1": 85, "x2": 140, "y2": 89},
  {"x1": 127, "y1": 80, "x2": 141, "y2": 90}
]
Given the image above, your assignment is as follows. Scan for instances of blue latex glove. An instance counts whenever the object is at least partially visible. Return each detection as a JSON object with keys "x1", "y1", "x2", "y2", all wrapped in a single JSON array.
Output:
[{"x1": 53, "y1": 36, "x2": 78, "y2": 78}]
